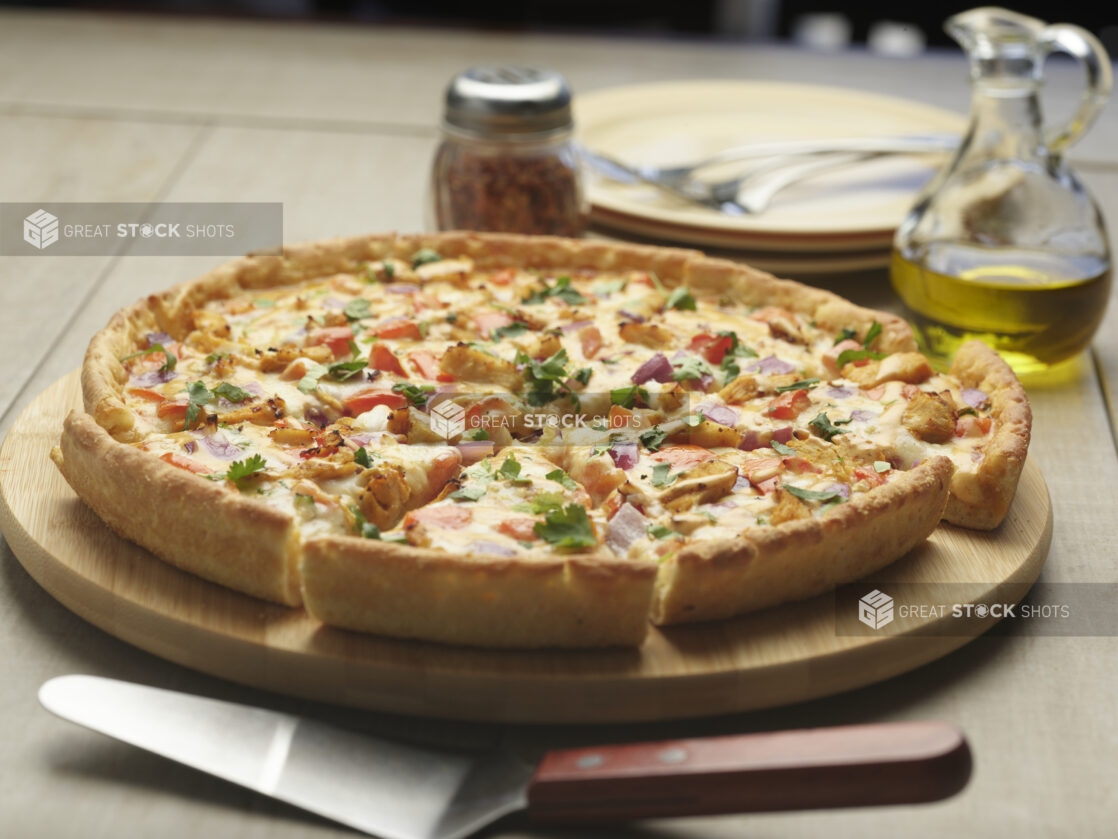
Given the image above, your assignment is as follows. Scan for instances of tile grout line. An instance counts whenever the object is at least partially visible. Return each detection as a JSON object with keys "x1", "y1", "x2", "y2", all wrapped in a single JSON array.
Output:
[
  {"x1": 0, "y1": 100, "x2": 438, "y2": 139},
  {"x1": 0, "y1": 122, "x2": 216, "y2": 432}
]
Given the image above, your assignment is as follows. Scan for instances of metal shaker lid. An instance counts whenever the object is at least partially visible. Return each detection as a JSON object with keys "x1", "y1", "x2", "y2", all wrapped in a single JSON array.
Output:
[{"x1": 443, "y1": 66, "x2": 573, "y2": 136}]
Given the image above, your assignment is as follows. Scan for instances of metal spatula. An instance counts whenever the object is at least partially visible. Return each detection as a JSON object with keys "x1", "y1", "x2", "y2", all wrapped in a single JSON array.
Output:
[{"x1": 39, "y1": 675, "x2": 971, "y2": 839}]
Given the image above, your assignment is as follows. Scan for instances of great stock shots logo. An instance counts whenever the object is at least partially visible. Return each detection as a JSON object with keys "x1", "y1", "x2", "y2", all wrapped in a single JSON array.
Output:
[
  {"x1": 430, "y1": 401, "x2": 466, "y2": 440},
  {"x1": 23, "y1": 209, "x2": 59, "y2": 249},
  {"x1": 858, "y1": 589, "x2": 895, "y2": 630}
]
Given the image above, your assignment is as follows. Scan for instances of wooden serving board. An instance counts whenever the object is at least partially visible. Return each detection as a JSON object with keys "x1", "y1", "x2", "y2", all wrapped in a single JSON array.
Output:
[{"x1": 1, "y1": 372, "x2": 1052, "y2": 724}]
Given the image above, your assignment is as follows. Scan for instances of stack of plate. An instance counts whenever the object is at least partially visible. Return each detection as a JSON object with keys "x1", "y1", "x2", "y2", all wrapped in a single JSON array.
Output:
[{"x1": 575, "y1": 80, "x2": 966, "y2": 275}]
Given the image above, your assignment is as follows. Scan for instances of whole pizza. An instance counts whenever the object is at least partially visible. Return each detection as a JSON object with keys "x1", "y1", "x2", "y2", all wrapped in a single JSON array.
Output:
[{"x1": 51, "y1": 233, "x2": 1031, "y2": 648}]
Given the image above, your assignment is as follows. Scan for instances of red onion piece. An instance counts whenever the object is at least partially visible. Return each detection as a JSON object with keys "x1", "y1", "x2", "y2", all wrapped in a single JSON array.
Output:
[
  {"x1": 303, "y1": 405, "x2": 329, "y2": 428},
  {"x1": 631, "y1": 353, "x2": 673, "y2": 384},
  {"x1": 696, "y1": 402, "x2": 739, "y2": 427},
  {"x1": 772, "y1": 426, "x2": 795, "y2": 443},
  {"x1": 387, "y1": 283, "x2": 421, "y2": 294},
  {"x1": 747, "y1": 355, "x2": 796, "y2": 375},
  {"x1": 456, "y1": 441, "x2": 494, "y2": 464},
  {"x1": 608, "y1": 441, "x2": 639, "y2": 470},
  {"x1": 961, "y1": 388, "x2": 990, "y2": 409},
  {"x1": 239, "y1": 380, "x2": 266, "y2": 397},
  {"x1": 195, "y1": 430, "x2": 241, "y2": 460},
  {"x1": 739, "y1": 430, "x2": 766, "y2": 451},
  {"x1": 696, "y1": 373, "x2": 715, "y2": 392},
  {"x1": 850, "y1": 409, "x2": 877, "y2": 422},
  {"x1": 129, "y1": 370, "x2": 176, "y2": 387},
  {"x1": 733, "y1": 474, "x2": 752, "y2": 490},
  {"x1": 560, "y1": 319, "x2": 594, "y2": 333},
  {"x1": 322, "y1": 296, "x2": 346, "y2": 309},
  {"x1": 606, "y1": 503, "x2": 649, "y2": 554},
  {"x1": 618, "y1": 310, "x2": 646, "y2": 323},
  {"x1": 469, "y1": 540, "x2": 518, "y2": 557},
  {"x1": 828, "y1": 483, "x2": 851, "y2": 499},
  {"x1": 827, "y1": 386, "x2": 854, "y2": 399},
  {"x1": 183, "y1": 440, "x2": 196, "y2": 454},
  {"x1": 146, "y1": 332, "x2": 172, "y2": 347}
]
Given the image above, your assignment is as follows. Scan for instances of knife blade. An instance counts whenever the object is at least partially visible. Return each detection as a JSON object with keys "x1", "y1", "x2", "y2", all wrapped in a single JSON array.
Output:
[{"x1": 39, "y1": 675, "x2": 971, "y2": 838}]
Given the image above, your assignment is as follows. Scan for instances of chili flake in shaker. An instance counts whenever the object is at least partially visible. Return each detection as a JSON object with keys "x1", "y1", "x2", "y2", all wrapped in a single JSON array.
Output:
[{"x1": 430, "y1": 66, "x2": 585, "y2": 236}]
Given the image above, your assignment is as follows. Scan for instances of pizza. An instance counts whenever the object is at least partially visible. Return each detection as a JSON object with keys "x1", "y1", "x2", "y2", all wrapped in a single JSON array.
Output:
[{"x1": 51, "y1": 232, "x2": 1031, "y2": 648}]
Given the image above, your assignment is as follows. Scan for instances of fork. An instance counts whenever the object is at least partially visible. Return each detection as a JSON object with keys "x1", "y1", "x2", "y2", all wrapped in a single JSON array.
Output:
[{"x1": 582, "y1": 147, "x2": 884, "y2": 215}]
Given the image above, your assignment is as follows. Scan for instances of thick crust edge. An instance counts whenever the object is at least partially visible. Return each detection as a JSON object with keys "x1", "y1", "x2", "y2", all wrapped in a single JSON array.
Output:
[
  {"x1": 300, "y1": 538, "x2": 656, "y2": 648},
  {"x1": 943, "y1": 340, "x2": 1032, "y2": 530},
  {"x1": 51, "y1": 410, "x2": 302, "y2": 606},
  {"x1": 651, "y1": 456, "x2": 955, "y2": 625}
]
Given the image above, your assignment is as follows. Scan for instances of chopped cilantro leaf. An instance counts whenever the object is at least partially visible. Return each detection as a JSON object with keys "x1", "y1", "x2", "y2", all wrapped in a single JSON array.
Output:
[
  {"x1": 121, "y1": 343, "x2": 177, "y2": 373},
  {"x1": 784, "y1": 485, "x2": 845, "y2": 503},
  {"x1": 391, "y1": 382, "x2": 435, "y2": 407},
  {"x1": 836, "y1": 348, "x2": 887, "y2": 367},
  {"x1": 450, "y1": 484, "x2": 488, "y2": 502},
  {"x1": 344, "y1": 298, "x2": 372, "y2": 321},
  {"x1": 834, "y1": 327, "x2": 858, "y2": 344},
  {"x1": 411, "y1": 248, "x2": 442, "y2": 268},
  {"x1": 671, "y1": 355, "x2": 713, "y2": 382},
  {"x1": 574, "y1": 367, "x2": 593, "y2": 386},
  {"x1": 639, "y1": 425, "x2": 667, "y2": 452},
  {"x1": 534, "y1": 504, "x2": 596, "y2": 549},
  {"x1": 514, "y1": 492, "x2": 566, "y2": 515},
  {"x1": 517, "y1": 348, "x2": 576, "y2": 406},
  {"x1": 665, "y1": 286, "x2": 696, "y2": 311},
  {"x1": 776, "y1": 378, "x2": 819, "y2": 393},
  {"x1": 647, "y1": 523, "x2": 681, "y2": 540},
  {"x1": 594, "y1": 278, "x2": 627, "y2": 296},
  {"x1": 492, "y1": 322, "x2": 527, "y2": 341},
  {"x1": 226, "y1": 454, "x2": 267, "y2": 486},
  {"x1": 610, "y1": 384, "x2": 648, "y2": 409},
  {"x1": 650, "y1": 463, "x2": 677, "y2": 487},
  {"x1": 184, "y1": 381, "x2": 213, "y2": 427},
  {"x1": 298, "y1": 363, "x2": 328, "y2": 394},
  {"x1": 522, "y1": 275, "x2": 587, "y2": 306},
  {"x1": 683, "y1": 412, "x2": 705, "y2": 427},
  {"x1": 354, "y1": 447, "x2": 373, "y2": 468},
  {"x1": 381, "y1": 261, "x2": 395, "y2": 279},
  {"x1": 496, "y1": 455, "x2": 522, "y2": 481},
  {"x1": 545, "y1": 468, "x2": 579, "y2": 491},
  {"x1": 771, "y1": 440, "x2": 796, "y2": 456},
  {"x1": 463, "y1": 427, "x2": 490, "y2": 441},
  {"x1": 213, "y1": 382, "x2": 251, "y2": 403},
  {"x1": 863, "y1": 321, "x2": 883, "y2": 348},
  {"x1": 808, "y1": 412, "x2": 848, "y2": 441}
]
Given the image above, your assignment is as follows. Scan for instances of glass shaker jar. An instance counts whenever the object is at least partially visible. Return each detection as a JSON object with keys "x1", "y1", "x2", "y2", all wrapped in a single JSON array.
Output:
[
  {"x1": 429, "y1": 65, "x2": 585, "y2": 237},
  {"x1": 891, "y1": 7, "x2": 1112, "y2": 375}
]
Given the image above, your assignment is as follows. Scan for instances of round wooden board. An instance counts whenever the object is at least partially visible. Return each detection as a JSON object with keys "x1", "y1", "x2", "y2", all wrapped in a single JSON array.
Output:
[{"x1": 1, "y1": 372, "x2": 1052, "y2": 724}]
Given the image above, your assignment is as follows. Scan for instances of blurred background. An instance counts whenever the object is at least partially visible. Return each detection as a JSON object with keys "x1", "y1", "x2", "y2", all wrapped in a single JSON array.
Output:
[{"x1": 2, "y1": 1, "x2": 1114, "y2": 55}]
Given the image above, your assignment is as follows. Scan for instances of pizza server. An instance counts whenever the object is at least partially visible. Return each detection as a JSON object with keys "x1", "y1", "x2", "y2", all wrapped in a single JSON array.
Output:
[{"x1": 40, "y1": 675, "x2": 970, "y2": 838}]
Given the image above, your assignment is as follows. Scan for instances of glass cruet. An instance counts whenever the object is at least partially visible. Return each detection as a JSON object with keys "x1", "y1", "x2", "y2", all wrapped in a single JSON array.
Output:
[{"x1": 890, "y1": 6, "x2": 1113, "y2": 374}]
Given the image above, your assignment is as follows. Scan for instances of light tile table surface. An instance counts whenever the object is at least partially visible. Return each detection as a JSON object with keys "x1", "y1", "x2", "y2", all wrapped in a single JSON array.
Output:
[{"x1": 1, "y1": 9, "x2": 1116, "y2": 838}]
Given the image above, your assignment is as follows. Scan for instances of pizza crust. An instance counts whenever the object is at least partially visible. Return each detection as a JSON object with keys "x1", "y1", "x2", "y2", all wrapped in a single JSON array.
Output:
[
  {"x1": 651, "y1": 456, "x2": 954, "y2": 625},
  {"x1": 51, "y1": 410, "x2": 302, "y2": 606},
  {"x1": 943, "y1": 340, "x2": 1032, "y2": 530},
  {"x1": 300, "y1": 538, "x2": 656, "y2": 648}
]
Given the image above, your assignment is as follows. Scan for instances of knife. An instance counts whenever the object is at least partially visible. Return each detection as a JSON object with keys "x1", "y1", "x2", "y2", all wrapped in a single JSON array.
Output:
[{"x1": 39, "y1": 675, "x2": 971, "y2": 839}]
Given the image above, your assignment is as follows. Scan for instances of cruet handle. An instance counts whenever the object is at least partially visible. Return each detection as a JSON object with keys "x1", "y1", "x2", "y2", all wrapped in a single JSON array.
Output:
[{"x1": 1038, "y1": 23, "x2": 1113, "y2": 154}]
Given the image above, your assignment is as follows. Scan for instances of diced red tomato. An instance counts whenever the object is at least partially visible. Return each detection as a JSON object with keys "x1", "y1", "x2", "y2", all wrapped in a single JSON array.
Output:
[
  {"x1": 344, "y1": 389, "x2": 409, "y2": 415},
  {"x1": 489, "y1": 268, "x2": 517, "y2": 286},
  {"x1": 474, "y1": 311, "x2": 514, "y2": 336},
  {"x1": 629, "y1": 271, "x2": 655, "y2": 287},
  {"x1": 579, "y1": 325, "x2": 604, "y2": 359},
  {"x1": 782, "y1": 456, "x2": 821, "y2": 474},
  {"x1": 127, "y1": 387, "x2": 167, "y2": 402},
  {"x1": 955, "y1": 415, "x2": 993, "y2": 438},
  {"x1": 756, "y1": 476, "x2": 781, "y2": 495},
  {"x1": 749, "y1": 306, "x2": 794, "y2": 324},
  {"x1": 740, "y1": 457, "x2": 782, "y2": 477},
  {"x1": 854, "y1": 465, "x2": 887, "y2": 487},
  {"x1": 650, "y1": 444, "x2": 716, "y2": 470},
  {"x1": 159, "y1": 451, "x2": 210, "y2": 475},
  {"x1": 412, "y1": 292, "x2": 441, "y2": 312},
  {"x1": 375, "y1": 319, "x2": 422, "y2": 341},
  {"x1": 767, "y1": 390, "x2": 811, "y2": 419},
  {"x1": 495, "y1": 517, "x2": 539, "y2": 541},
  {"x1": 408, "y1": 350, "x2": 453, "y2": 382},
  {"x1": 368, "y1": 343, "x2": 406, "y2": 376},
  {"x1": 308, "y1": 325, "x2": 355, "y2": 358},
  {"x1": 823, "y1": 339, "x2": 863, "y2": 375},
  {"x1": 863, "y1": 385, "x2": 886, "y2": 400},
  {"x1": 689, "y1": 332, "x2": 735, "y2": 365},
  {"x1": 155, "y1": 401, "x2": 188, "y2": 420},
  {"x1": 404, "y1": 505, "x2": 472, "y2": 530}
]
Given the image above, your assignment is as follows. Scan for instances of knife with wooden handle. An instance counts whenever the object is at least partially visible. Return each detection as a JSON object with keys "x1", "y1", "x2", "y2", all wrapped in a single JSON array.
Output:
[{"x1": 40, "y1": 675, "x2": 971, "y2": 839}]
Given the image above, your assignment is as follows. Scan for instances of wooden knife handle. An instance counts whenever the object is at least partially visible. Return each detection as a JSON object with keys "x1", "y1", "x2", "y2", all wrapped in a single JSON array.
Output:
[{"x1": 526, "y1": 721, "x2": 970, "y2": 822}]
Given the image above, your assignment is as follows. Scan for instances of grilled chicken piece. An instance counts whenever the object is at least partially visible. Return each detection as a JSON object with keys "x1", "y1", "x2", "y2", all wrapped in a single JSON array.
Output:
[
  {"x1": 719, "y1": 374, "x2": 760, "y2": 404},
  {"x1": 439, "y1": 345, "x2": 523, "y2": 391},
  {"x1": 770, "y1": 488, "x2": 810, "y2": 525},
  {"x1": 659, "y1": 460, "x2": 738, "y2": 512},
  {"x1": 619, "y1": 321, "x2": 675, "y2": 349},
  {"x1": 258, "y1": 345, "x2": 331, "y2": 373},
  {"x1": 902, "y1": 390, "x2": 957, "y2": 444},
  {"x1": 842, "y1": 352, "x2": 934, "y2": 387},
  {"x1": 357, "y1": 463, "x2": 412, "y2": 530}
]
